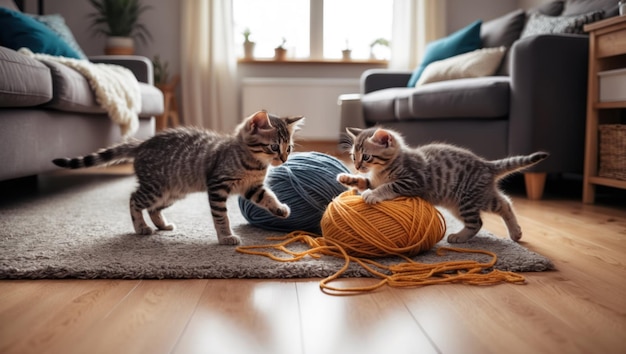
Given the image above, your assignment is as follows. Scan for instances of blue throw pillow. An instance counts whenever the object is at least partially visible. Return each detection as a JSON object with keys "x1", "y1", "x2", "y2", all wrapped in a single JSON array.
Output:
[
  {"x1": 0, "y1": 7, "x2": 82, "y2": 59},
  {"x1": 30, "y1": 14, "x2": 88, "y2": 59},
  {"x1": 407, "y1": 20, "x2": 483, "y2": 87}
]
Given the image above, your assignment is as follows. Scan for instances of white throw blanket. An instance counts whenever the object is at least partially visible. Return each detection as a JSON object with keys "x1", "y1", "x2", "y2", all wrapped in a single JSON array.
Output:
[{"x1": 19, "y1": 48, "x2": 141, "y2": 138}]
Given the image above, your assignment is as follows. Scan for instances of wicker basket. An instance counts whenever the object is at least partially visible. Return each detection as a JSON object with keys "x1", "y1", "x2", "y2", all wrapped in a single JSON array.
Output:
[{"x1": 598, "y1": 124, "x2": 626, "y2": 181}]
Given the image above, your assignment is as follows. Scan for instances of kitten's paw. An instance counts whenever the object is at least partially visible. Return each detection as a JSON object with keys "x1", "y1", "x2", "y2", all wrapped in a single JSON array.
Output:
[
  {"x1": 338, "y1": 173, "x2": 369, "y2": 192},
  {"x1": 157, "y1": 223, "x2": 176, "y2": 231},
  {"x1": 271, "y1": 204, "x2": 291, "y2": 218},
  {"x1": 337, "y1": 173, "x2": 358, "y2": 187},
  {"x1": 361, "y1": 190, "x2": 383, "y2": 204},
  {"x1": 135, "y1": 225, "x2": 155, "y2": 235},
  {"x1": 337, "y1": 172, "x2": 350, "y2": 183},
  {"x1": 219, "y1": 234, "x2": 242, "y2": 245},
  {"x1": 447, "y1": 230, "x2": 475, "y2": 243},
  {"x1": 509, "y1": 228, "x2": 522, "y2": 242}
]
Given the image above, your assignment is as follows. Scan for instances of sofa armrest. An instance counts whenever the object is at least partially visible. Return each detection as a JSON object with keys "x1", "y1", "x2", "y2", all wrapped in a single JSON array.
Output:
[
  {"x1": 89, "y1": 55, "x2": 154, "y2": 85},
  {"x1": 508, "y1": 34, "x2": 589, "y2": 173},
  {"x1": 361, "y1": 69, "x2": 412, "y2": 94}
]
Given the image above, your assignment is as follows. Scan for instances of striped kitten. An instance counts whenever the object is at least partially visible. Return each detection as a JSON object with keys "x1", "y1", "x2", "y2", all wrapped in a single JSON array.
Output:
[
  {"x1": 53, "y1": 111, "x2": 304, "y2": 245},
  {"x1": 337, "y1": 127, "x2": 548, "y2": 243}
]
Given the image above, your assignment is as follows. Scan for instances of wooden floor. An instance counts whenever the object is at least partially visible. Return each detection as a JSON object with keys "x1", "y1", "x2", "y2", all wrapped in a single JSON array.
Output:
[{"x1": 0, "y1": 145, "x2": 625, "y2": 354}]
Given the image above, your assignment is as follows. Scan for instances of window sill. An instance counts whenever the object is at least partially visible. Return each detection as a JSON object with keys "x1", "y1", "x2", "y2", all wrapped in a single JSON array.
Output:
[{"x1": 237, "y1": 58, "x2": 388, "y2": 66}]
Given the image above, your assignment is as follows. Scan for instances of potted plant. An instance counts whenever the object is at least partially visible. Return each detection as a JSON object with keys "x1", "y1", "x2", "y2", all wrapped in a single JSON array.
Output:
[
  {"x1": 151, "y1": 55, "x2": 179, "y2": 131},
  {"x1": 88, "y1": 0, "x2": 153, "y2": 55},
  {"x1": 274, "y1": 37, "x2": 287, "y2": 61},
  {"x1": 152, "y1": 55, "x2": 170, "y2": 85},
  {"x1": 342, "y1": 39, "x2": 352, "y2": 61},
  {"x1": 369, "y1": 38, "x2": 390, "y2": 60},
  {"x1": 242, "y1": 28, "x2": 255, "y2": 59}
]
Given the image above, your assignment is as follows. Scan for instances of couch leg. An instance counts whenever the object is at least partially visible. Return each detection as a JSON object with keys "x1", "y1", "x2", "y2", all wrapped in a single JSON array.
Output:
[{"x1": 524, "y1": 172, "x2": 547, "y2": 200}]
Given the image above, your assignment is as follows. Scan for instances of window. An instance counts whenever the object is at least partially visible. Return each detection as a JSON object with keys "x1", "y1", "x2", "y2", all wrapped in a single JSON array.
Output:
[
  {"x1": 233, "y1": 0, "x2": 392, "y2": 60},
  {"x1": 233, "y1": 0, "x2": 310, "y2": 58},
  {"x1": 322, "y1": 0, "x2": 392, "y2": 60}
]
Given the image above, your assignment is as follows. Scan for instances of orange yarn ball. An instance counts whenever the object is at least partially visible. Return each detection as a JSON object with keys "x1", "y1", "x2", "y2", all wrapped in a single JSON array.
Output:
[{"x1": 320, "y1": 190, "x2": 446, "y2": 258}]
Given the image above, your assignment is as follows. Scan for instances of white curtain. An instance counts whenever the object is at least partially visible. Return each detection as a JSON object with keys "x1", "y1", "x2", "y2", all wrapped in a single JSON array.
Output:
[
  {"x1": 390, "y1": 0, "x2": 447, "y2": 70},
  {"x1": 180, "y1": 0, "x2": 238, "y2": 133}
]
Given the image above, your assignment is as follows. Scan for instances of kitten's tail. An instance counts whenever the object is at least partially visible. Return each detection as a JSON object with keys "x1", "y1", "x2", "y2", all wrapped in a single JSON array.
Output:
[
  {"x1": 52, "y1": 140, "x2": 142, "y2": 169},
  {"x1": 491, "y1": 151, "x2": 549, "y2": 178}
]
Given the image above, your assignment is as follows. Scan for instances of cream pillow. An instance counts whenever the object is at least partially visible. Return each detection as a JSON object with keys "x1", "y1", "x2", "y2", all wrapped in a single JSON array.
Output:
[{"x1": 416, "y1": 46, "x2": 507, "y2": 86}]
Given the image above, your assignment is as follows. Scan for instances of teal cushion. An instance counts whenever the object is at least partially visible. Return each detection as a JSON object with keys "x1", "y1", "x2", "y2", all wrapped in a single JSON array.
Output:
[
  {"x1": 407, "y1": 20, "x2": 483, "y2": 87},
  {"x1": 0, "y1": 7, "x2": 82, "y2": 59},
  {"x1": 30, "y1": 14, "x2": 88, "y2": 60}
]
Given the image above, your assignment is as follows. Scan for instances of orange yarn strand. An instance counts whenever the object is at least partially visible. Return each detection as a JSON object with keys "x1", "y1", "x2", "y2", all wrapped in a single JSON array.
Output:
[{"x1": 236, "y1": 190, "x2": 526, "y2": 294}]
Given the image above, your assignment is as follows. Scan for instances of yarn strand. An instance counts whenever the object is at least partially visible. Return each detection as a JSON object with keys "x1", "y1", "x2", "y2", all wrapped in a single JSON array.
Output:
[{"x1": 237, "y1": 233, "x2": 526, "y2": 295}]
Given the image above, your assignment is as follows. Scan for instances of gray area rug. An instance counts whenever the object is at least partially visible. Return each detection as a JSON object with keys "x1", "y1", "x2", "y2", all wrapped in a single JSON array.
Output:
[{"x1": 0, "y1": 175, "x2": 554, "y2": 279}]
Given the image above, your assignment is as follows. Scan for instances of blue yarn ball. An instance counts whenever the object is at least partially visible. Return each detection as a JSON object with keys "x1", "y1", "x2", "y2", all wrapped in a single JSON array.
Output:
[{"x1": 238, "y1": 151, "x2": 350, "y2": 234}]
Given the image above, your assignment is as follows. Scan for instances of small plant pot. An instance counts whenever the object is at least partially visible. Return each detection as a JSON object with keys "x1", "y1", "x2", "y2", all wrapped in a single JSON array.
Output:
[
  {"x1": 274, "y1": 48, "x2": 287, "y2": 61},
  {"x1": 105, "y1": 36, "x2": 134, "y2": 55},
  {"x1": 342, "y1": 49, "x2": 352, "y2": 61},
  {"x1": 243, "y1": 42, "x2": 255, "y2": 59}
]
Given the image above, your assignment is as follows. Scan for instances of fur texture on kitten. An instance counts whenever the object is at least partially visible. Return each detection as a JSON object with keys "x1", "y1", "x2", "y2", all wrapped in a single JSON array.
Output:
[
  {"x1": 337, "y1": 127, "x2": 548, "y2": 243},
  {"x1": 53, "y1": 111, "x2": 304, "y2": 245}
]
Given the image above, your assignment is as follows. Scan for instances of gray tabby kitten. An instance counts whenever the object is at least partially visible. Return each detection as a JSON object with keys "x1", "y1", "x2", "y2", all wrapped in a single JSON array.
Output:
[
  {"x1": 53, "y1": 111, "x2": 304, "y2": 245},
  {"x1": 337, "y1": 127, "x2": 548, "y2": 243}
]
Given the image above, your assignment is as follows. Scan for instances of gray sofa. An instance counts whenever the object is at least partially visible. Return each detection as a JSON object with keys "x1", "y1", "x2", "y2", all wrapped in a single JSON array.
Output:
[
  {"x1": 352, "y1": 0, "x2": 618, "y2": 199},
  {"x1": 0, "y1": 46, "x2": 163, "y2": 181}
]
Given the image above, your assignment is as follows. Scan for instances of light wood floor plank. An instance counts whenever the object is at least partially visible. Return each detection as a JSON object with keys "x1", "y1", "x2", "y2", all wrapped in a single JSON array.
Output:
[
  {"x1": 486, "y1": 199, "x2": 626, "y2": 312},
  {"x1": 0, "y1": 280, "x2": 91, "y2": 353},
  {"x1": 296, "y1": 279, "x2": 439, "y2": 354},
  {"x1": 513, "y1": 272, "x2": 626, "y2": 353},
  {"x1": 173, "y1": 279, "x2": 301, "y2": 354},
  {"x1": 398, "y1": 282, "x2": 593, "y2": 354},
  {"x1": 515, "y1": 199, "x2": 626, "y2": 256},
  {"x1": 0, "y1": 280, "x2": 139, "y2": 354},
  {"x1": 64, "y1": 279, "x2": 207, "y2": 354},
  {"x1": 516, "y1": 208, "x2": 626, "y2": 301},
  {"x1": 0, "y1": 280, "x2": 50, "y2": 313},
  {"x1": 390, "y1": 285, "x2": 494, "y2": 354}
]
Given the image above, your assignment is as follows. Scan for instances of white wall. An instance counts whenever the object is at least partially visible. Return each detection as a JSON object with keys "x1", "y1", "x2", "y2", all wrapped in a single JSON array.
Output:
[
  {"x1": 518, "y1": 0, "x2": 552, "y2": 10},
  {"x1": 446, "y1": 0, "x2": 517, "y2": 32},
  {"x1": 242, "y1": 78, "x2": 359, "y2": 140}
]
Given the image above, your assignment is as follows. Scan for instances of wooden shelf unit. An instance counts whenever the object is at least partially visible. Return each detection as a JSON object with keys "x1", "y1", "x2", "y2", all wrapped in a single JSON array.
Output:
[{"x1": 582, "y1": 16, "x2": 626, "y2": 204}]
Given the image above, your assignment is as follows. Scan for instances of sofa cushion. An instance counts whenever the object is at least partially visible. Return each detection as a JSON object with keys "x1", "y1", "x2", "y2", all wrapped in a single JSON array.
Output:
[
  {"x1": 521, "y1": 10, "x2": 604, "y2": 38},
  {"x1": 362, "y1": 77, "x2": 510, "y2": 123},
  {"x1": 41, "y1": 60, "x2": 163, "y2": 117},
  {"x1": 137, "y1": 84, "x2": 165, "y2": 117},
  {"x1": 562, "y1": 0, "x2": 618, "y2": 18},
  {"x1": 0, "y1": 46, "x2": 52, "y2": 107},
  {"x1": 0, "y1": 7, "x2": 82, "y2": 59},
  {"x1": 481, "y1": 9, "x2": 526, "y2": 76},
  {"x1": 407, "y1": 20, "x2": 482, "y2": 87},
  {"x1": 400, "y1": 77, "x2": 510, "y2": 119},
  {"x1": 482, "y1": 9, "x2": 526, "y2": 49},
  {"x1": 529, "y1": 1, "x2": 565, "y2": 16},
  {"x1": 41, "y1": 60, "x2": 99, "y2": 113},
  {"x1": 416, "y1": 47, "x2": 506, "y2": 86},
  {"x1": 362, "y1": 88, "x2": 410, "y2": 124}
]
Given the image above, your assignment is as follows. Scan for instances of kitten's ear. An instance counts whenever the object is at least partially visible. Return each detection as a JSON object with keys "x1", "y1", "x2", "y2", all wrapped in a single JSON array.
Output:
[
  {"x1": 338, "y1": 132, "x2": 354, "y2": 152},
  {"x1": 285, "y1": 116, "x2": 305, "y2": 132},
  {"x1": 346, "y1": 127, "x2": 362, "y2": 139},
  {"x1": 371, "y1": 128, "x2": 392, "y2": 147},
  {"x1": 285, "y1": 116, "x2": 304, "y2": 126},
  {"x1": 247, "y1": 111, "x2": 272, "y2": 132}
]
